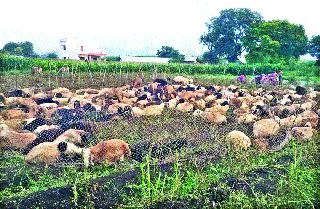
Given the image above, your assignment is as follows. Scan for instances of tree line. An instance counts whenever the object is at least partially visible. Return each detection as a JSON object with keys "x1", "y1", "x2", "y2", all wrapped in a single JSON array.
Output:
[
  {"x1": 1, "y1": 8, "x2": 320, "y2": 65},
  {"x1": 158, "y1": 8, "x2": 320, "y2": 65},
  {"x1": 0, "y1": 41, "x2": 58, "y2": 59}
]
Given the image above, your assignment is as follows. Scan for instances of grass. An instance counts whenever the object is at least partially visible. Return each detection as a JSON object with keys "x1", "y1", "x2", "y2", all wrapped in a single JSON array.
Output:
[
  {"x1": 1, "y1": 114, "x2": 318, "y2": 208},
  {"x1": 122, "y1": 137, "x2": 319, "y2": 208}
]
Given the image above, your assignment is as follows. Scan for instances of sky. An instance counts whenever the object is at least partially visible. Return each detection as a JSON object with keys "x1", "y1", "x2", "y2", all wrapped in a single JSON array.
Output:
[{"x1": 0, "y1": 0, "x2": 319, "y2": 56}]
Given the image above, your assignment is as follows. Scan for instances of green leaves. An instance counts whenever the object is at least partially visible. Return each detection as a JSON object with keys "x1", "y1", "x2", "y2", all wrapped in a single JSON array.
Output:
[
  {"x1": 243, "y1": 20, "x2": 308, "y2": 64},
  {"x1": 2, "y1": 41, "x2": 36, "y2": 58},
  {"x1": 0, "y1": 54, "x2": 287, "y2": 75},
  {"x1": 309, "y1": 35, "x2": 320, "y2": 65},
  {"x1": 200, "y1": 8, "x2": 263, "y2": 63}
]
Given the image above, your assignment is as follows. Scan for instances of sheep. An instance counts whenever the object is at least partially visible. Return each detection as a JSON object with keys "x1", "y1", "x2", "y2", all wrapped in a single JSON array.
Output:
[
  {"x1": 142, "y1": 103, "x2": 165, "y2": 116},
  {"x1": 226, "y1": 130, "x2": 251, "y2": 150},
  {"x1": 176, "y1": 102, "x2": 194, "y2": 112},
  {"x1": 253, "y1": 118, "x2": 280, "y2": 138},
  {"x1": 0, "y1": 109, "x2": 28, "y2": 120},
  {"x1": 86, "y1": 139, "x2": 131, "y2": 166},
  {"x1": 237, "y1": 113, "x2": 257, "y2": 124},
  {"x1": 201, "y1": 111, "x2": 226, "y2": 125},
  {"x1": 132, "y1": 77, "x2": 144, "y2": 88},
  {"x1": 25, "y1": 141, "x2": 84, "y2": 165},
  {"x1": 292, "y1": 127, "x2": 315, "y2": 141},
  {"x1": 0, "y1": 124, "x2": 37, "y2": 150},
  {"x1": 173, "y1": 76, "x2": 193, "y2": 85}
]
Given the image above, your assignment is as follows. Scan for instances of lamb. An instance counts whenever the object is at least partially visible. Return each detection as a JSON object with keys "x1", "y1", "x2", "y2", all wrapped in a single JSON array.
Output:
[{"x1": 226, "y1": 130, "x2": 251, "y2": 150}]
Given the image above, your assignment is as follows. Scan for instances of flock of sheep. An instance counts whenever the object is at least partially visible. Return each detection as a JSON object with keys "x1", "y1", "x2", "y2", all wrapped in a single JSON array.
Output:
[{"x1": 0, "y1": 75, "x2": 319, "y2": 167}]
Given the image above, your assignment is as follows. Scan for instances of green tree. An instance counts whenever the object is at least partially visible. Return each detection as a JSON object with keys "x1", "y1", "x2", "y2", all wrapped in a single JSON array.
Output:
[
  {"x1": 2, "y1": 41, "x2": 36, "y2": 57},
  {"x1": 244, "y1": 20, "x2": 308, "y2": 63},
  {"x1": 244, "y1": 35, "x2": 282, "y2": 63},
  {"x1": 20, "y1": 41, "x2": 34, "y2": 57},
  {"x1": 200, "y1": 8, "x2": 262, "y2": 63},
  {"x1": 2, "y1": 42, "x2": 19, "y2": 54},
  {"x1": 156, "y1": 46, "x2": 180, "y2": 58},
  {"x1": 44, "y1": 52, "x2": 58, "y2": 59},
  {"x1": 309, "y1": 35, "x2": 320, "y2": 65},
  {"x1": 196, "y1": 51, "x2": 219, "y2": 64}
]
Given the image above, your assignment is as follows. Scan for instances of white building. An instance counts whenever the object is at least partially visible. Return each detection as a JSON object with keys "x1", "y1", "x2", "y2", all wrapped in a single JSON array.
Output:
[{"x1": 58, "y1": 38, "x2": 107, "y2": 61}]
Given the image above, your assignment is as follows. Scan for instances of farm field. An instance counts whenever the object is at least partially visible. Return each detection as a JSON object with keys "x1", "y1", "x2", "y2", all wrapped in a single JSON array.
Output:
[
  {"x1": 0, "y1": 69, "x2": 319, "y2": 209},
  {"x1": 1, "y1": 1, "x2": 320, "y2": 208}
]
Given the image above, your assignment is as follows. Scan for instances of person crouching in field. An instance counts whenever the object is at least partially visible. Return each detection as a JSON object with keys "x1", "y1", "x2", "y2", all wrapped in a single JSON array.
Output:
[{"x1": 237, "y1": 74, "x2": 246, "y2": 84}]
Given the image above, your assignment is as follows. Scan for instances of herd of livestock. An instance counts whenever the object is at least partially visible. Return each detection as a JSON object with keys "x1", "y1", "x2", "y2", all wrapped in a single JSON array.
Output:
[{"x1": 0, "y1": 75, "x2": 319, "y2": 167}]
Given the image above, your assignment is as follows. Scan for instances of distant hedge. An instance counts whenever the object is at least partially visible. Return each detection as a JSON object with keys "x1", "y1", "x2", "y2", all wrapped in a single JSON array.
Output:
[{"x1": 0, "y1": 54, "x2": 287, "y2": 75}]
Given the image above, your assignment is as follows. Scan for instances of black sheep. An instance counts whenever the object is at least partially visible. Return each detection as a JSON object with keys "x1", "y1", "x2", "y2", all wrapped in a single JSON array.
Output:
[
  {"x1": 55, "y1": 93, "x2": 63, "y2": 98},
  {"x1": 23, "y1": 118, "x2": 50, "y2": 132},
  {"x1": 4, "y1": 89, "x2": 30, "y2": 98},
  {"x1": 21, "y1": 128, "x2": 65, "y2": 154},
  {"x1": 153, "y1": 78, "x2": 168, "y2": 86},
  {"x1": 137, "y1": 94, "x2": 148, "y2": 101},
  {"x1": 221, "y1": 101, "x2": 229, "y2": 106},
  {"x1": 206, "y1": 86, "x2": 216, "y2": 92},
  {"x1": 34, "y1": 98, "x2": 59, "y2": 105},
  {"x1": 254, "y1": 105, "x2": 270, "y2": 118},
  {"x1": 177, "y1": 86, "x2": 185, "y2": 92},
  {"x1": 296, "y1": 86, "x2": 307, "y2": 95},
  {"x1": 0, "y1": 94, "x2": 5, "y2": 103},
  {"x1": 279, "y1": 109, "x2": 291, "y2": 119},
  {"x1": 214, "y1": 92, "x2": 222, "y2": 99},
  {"x1": 238, "y1": 91, "x2": 245, "y2": 97},
  {"x1": 61, "y1": 120, "x2": 97, "y2": 133},
  {"x1": 185, "y1": 85, "x2": 196, "y2": 92}
]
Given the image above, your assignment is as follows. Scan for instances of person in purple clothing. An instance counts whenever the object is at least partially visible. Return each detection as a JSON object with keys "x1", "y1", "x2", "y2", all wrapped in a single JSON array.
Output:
[
  {"x1": 237, "y1": 74, "x2": 246, "y2": 84},
  {"x1": 269, "y1": 71, "x2": 278, "y2": 85}
]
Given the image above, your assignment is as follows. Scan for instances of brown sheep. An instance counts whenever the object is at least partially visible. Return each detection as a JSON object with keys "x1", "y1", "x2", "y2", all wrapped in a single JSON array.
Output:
[
  {"x1": 0, "y1": 124, "x2": 36, "y2": 150},
  {"x1": 88, "y1": 139, "x2": 131, "y2": 165}
]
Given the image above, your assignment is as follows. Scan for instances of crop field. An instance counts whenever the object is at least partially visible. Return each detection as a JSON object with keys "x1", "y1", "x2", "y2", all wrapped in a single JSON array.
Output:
[{"x1": 0, "y1": 63, "x2": 319, "y2": 208}]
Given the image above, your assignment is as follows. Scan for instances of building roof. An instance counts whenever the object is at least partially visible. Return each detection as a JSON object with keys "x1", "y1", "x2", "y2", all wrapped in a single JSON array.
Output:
[
  {"x1": 120, "y1": 56, "x2": 170, "y2": 63},
  {"x1": 184, "y1": 56, "x2": 197, "y2": 62},
  {"x1": 79, "y1": 52, "x2": 107, "y2": 56}
]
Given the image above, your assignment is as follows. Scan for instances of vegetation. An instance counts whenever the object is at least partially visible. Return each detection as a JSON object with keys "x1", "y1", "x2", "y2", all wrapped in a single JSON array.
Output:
[
  {"x1": 42, "y1": 52, "x2": 58, "y2": 59},
  {"x1": 310, "y1": 35, "x2": 320, "y2": 66},
  {"x1": 1, "y1": 41, "x2": 38, "y2": 58},
  {"x1": 103, "y1": 56, "x2": 121, "y2": 62},
  {"x1": 244, "y1": 20, "x2": 308, "y2": 64},
  {"x1": 157, "y1": 46, "x2": 185, "y2": 63},
  {"x1": 200, "y1": 8, "x2": 263, "y2": 63},
  {"x1": 1, "y1": 54, "x2": 319, "y2": 80}
]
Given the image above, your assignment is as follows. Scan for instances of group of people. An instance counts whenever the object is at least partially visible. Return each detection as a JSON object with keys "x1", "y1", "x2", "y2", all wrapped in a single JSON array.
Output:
[{"x1": 236, "y1": 70, "x2": 283, "y2": 86}]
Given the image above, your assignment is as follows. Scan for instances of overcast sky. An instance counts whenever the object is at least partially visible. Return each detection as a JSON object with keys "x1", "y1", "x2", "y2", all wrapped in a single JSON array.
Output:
[{"x1": 0, "y1": 0, "x2": 319, "y2": 56}]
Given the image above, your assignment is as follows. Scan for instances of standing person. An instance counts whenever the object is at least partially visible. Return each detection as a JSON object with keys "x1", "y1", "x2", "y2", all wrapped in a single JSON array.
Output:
[
  {"x1": 237, "y1": 74, "x2": 246, "y2": 84},
  {"x1": 278, "y1": 70, "x2": 283, "y2": 85}
]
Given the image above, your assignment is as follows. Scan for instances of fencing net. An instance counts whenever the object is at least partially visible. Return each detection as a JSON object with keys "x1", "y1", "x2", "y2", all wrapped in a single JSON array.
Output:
[{"x1": 0, "y1": 71, "x2": 319, "y2": 207}]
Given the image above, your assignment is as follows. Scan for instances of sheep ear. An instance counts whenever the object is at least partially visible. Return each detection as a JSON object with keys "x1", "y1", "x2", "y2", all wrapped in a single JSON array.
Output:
[{"x1": 58, "y1": 142, "x2": 68, "y2": 152}]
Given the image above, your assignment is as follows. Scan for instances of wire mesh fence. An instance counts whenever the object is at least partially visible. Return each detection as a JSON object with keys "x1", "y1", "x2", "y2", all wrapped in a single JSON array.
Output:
[{"x1": 0, "y1": 71, "x2": 319, "y2": 173}]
